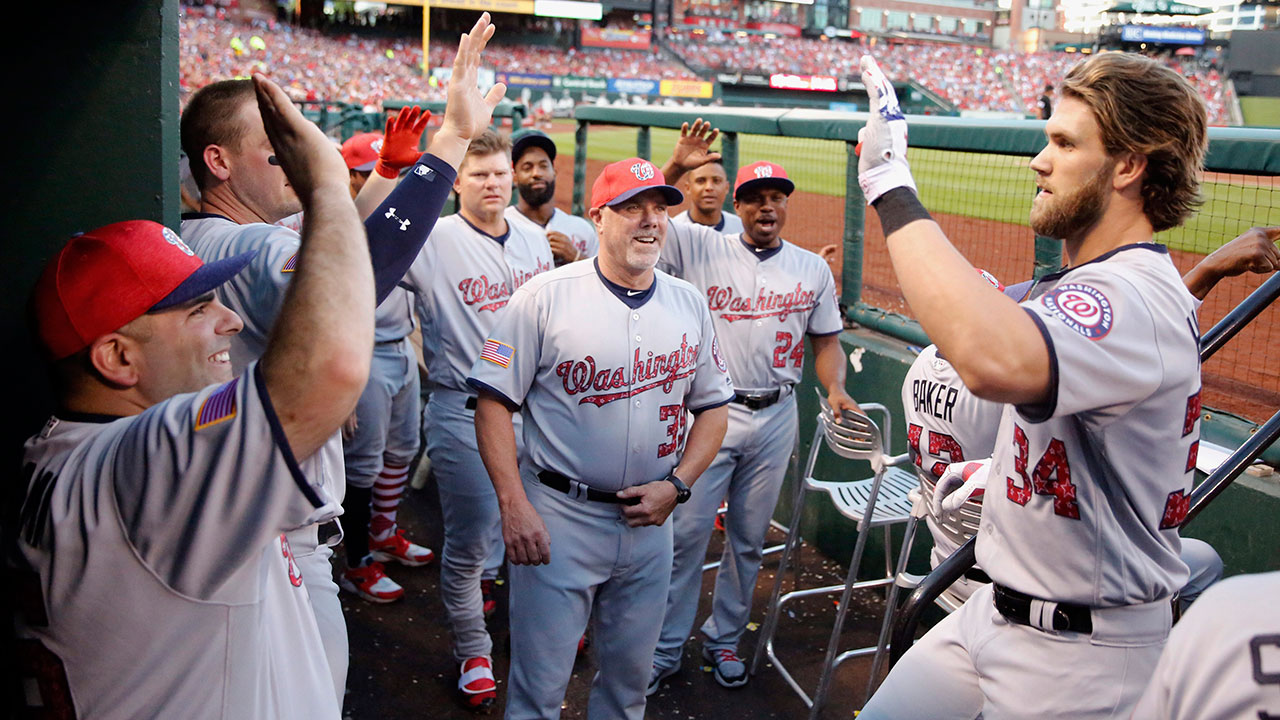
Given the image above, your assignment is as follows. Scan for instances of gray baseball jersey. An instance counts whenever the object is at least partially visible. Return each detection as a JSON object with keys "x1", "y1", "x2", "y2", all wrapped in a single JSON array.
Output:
[
  {"x1": 659, "y1": 222, "x2": 842, "y2": 391},
  {"x1": 903, "y1": 344, "x2": 1002, "y2": 481},
  {"x1": 181, "y1": 213, "x2": 348, "y2": 700},
  {"x1": 467, "y1": 259, "x2": 734, "y2": 490},
  {"x1": 404, "y1": 213, "x2": 554, "y2": 393},
  {"x1": 671, "y1": 208, "x2": 745, "y2": 235},
  {"x1": 14, "y1": 365, "x2": 339, "y2": 720},
  {"x1": 979, "y1": 245, "x2": 1200, "y2": 606},
  {"x1": 504, "y1": 205, "x2": 599, "y2": 260},
  {"x1": 1131, "y1": 571, "x2": 1280, "y2": 719}
]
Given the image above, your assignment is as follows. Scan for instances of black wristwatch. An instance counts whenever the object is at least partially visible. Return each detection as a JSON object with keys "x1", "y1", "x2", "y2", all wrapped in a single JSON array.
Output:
[{"x1": 664, "y1": 473, "x2": 691, "y2": 504}]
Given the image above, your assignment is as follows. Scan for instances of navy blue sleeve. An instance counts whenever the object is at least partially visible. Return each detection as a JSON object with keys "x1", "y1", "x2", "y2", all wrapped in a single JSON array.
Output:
[{"x1": 366, "y1": 153, "x2": 458, "y2": 304}]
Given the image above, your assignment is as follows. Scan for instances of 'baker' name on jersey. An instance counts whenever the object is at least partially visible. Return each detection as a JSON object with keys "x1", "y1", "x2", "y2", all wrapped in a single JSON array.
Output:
[
  {"x1": 706, "y1": 283, "x2": 818, "y2": 322},
  {"x1": 457, "y1": 260, "x2": 552, "y2": 313},
  {"x1": 556, "y1": 335, "x2": 700, "y2": 407},
  {"x1": 911, "y1": 379, "x2": 959, "y2": 422}
]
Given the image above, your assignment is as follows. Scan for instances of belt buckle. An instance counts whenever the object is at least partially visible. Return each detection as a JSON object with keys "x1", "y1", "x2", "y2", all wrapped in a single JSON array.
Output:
[
  {"x1": 568, "y1": 479, "x2": 589, "y2": 502},
  {"x1": 1027, "y1": 598, "x2": 1064, "y2": 634}
]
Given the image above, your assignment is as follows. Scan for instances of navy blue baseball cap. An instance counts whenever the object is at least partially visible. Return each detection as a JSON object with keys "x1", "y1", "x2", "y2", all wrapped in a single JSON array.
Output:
[{"x1": 511, "y1": 129, "x2": 557, "y2": 164}]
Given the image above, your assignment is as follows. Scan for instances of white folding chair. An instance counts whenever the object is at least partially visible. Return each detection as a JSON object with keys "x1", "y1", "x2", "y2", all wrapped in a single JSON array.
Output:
[{"x1": 750, "y1": 397, "x2": 915, "y2": 719}]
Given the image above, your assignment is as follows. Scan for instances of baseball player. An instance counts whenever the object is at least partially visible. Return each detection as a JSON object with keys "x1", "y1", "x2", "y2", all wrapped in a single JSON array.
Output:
[
  {"x1": 1130, "y1": 570, "x2": 1280, "y2": 719},
  {"x1": 179, "y1": 15, "x2": 505, "y2": 704},
  {"x1": 337, "y1": 128, "x2": 436, "y2": 604},
  {"x1": 857, "y1": 52, "x2": 1209, "y2": 718},
  {"x1": 504, "y1": 128, "x2": 598, "y2": 266},
  {"x1": 13, "y1": 73, "x2": 368, "y2": 719},
  {"x1": 400, "y1": 129, "x2": 554, "y2": 710},
  {"x1": 469, "y1": 157, "x2": 733, "y2": 720},
  {"x1": 670, "y1": 158, "x2": 745, "y2": 235},
  {"x1": 649, "y1": 150, "x2": 856, "y2": 691}
]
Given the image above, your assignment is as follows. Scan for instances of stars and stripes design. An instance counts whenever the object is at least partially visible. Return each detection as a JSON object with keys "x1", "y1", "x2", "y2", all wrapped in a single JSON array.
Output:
[
  {"x1": 281, "y1": 253, "x2": 298, "y2": 273},
  {"x1": 195, "y1": 377, "x2": 239, "y2": 431},
  {"x1": 479, "y1": 339, "x2": 515, "y2": 368}
]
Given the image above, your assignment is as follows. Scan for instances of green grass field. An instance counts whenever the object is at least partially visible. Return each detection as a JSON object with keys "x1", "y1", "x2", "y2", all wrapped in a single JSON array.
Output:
[
  {"x1": 554, "y1": 125, "x2": 1280, "y2": 255},
  {"x1": 1241, "y1": 96, "x2": 1280, "y2": 128}
]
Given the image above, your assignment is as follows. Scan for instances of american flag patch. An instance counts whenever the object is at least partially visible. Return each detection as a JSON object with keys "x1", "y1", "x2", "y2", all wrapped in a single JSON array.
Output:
[
  {"x1": 479, "y1": 339, "x2": 515, "y2": 368},
  {"x1": 281, "y1": 253, "x2": 298, "y2": 273},
  {"x1": 195, "y1": 377, "x2": 239, "y2": 431}
]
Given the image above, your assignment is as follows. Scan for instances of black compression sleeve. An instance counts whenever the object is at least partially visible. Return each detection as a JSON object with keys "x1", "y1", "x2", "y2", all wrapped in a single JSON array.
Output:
[
  {"x1": 365, "y1": 153, "x2": 458, "y2": 305},
  {"x1": 871, "y1": 186, "x2": 933, "y2": 238}
]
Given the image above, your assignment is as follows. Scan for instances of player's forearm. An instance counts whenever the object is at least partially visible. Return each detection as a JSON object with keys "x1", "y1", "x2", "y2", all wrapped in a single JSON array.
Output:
[
  {"x1": 660, "y1": 158, "x2": 688, "y2": 188},
  {"x1": 364, "y1": 153, "x2": 457, "y2": 304},
  {"x1": 882, "y1": 213, "x2": 1050, "y2": 404},
  {"x1": 474, "y1": 394, "x2": 529, "y2": 509},
  {"x1": 811, "y1": 333, "x2": 849, "y2": 398},
  {"x1": 674, "y1": 405, "x2": 728, "y2": 486},
  {"x1": 353, "y1": 172, "x2": 399, "y2": 220},
  {"x1": 263, "y1": 181, "x2": 374, "y2": 459}
]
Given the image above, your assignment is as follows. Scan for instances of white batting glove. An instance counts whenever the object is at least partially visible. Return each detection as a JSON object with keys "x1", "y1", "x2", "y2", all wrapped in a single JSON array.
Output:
[
  {"x1": 857, "y1": 55, "x2": 916, "y2": 205},
  {"x1": 931, "y1": 459, "x2": 989, "y2": 518}
]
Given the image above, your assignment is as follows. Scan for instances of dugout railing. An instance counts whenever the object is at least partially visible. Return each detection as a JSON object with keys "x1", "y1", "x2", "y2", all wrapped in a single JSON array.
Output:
[{"x1": 569, "y1": 105, "x2": 1280, "y2": 461}]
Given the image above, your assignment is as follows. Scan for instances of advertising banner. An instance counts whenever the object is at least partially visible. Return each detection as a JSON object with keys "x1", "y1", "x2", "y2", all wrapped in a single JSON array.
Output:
[
  {"x1": 769, "y1": 73, "x2": 837, "y2": 91},
  {"x1": 581, "y1": 26, "x2": 653, "y2": 48},
  {"x1": 609, "y1": 78, "x2": 660, "y2": 95},
  {"x1": 496, "y1": 72, "x2": 555, "y2": 90},
  {"x1": 432, "y1": 0, "x2": 535, "y2": 12},
  {"x1": 1119, "y1": 25, "x2": 1205, "y2": 44},
  {"x1": 555, "y1": 75, "x2": 608, "y2": 91},
  {"x1": 660, "y1": 79, "x2": 715, "y2": 98}
]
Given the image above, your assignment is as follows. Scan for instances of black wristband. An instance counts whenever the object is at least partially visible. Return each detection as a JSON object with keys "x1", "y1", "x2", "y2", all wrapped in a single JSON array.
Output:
[{"x1": 871, "y1": 186, "x2": 932, "y2": 238}]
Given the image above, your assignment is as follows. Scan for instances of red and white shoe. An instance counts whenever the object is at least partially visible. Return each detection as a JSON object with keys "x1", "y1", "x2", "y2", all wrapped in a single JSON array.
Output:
[
  {"x1": 369, "y1": 528, "x2": 435, "y2": 567},
  {"x1": 339, "y1": 561, "x2": 404, "y2": 604},
  {"x1": 480, "y1": 579, "x2": 497, "y2": 618},
  {"x1": 458, "y1": 656, "x2": 497, "y2": 712}
]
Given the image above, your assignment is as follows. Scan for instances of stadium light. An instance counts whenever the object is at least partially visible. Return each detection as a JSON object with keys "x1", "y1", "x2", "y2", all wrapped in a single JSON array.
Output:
[{"x1": 534, "y1": 0, "x2": 603, "y2": 19}]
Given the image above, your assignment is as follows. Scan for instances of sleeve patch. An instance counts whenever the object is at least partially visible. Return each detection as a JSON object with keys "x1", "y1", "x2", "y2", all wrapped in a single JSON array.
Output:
[
  {"x1": 480, "y1": 339, "x2": 515, "y2": 368},
  {"x1": 195, "y1": 377, "x2": 239, "y2": 431},
  {"x1": 1040, "y1": 283, "x2": 1113, "y2": 340},
  {"x1": 711, "y1": 335, "x2": 727, "y2": 373},
  {"x1": 281, "y1": 253, "x2": 298, "y2": 273}
]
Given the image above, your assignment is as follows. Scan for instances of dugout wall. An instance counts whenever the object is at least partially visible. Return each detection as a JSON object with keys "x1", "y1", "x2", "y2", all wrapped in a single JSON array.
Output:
[{"x1": 569, "y1": 105, "x2": 1280, "y2": 577}]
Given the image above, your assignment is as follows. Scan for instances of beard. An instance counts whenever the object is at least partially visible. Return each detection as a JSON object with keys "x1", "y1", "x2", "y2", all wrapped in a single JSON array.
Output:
[
  {"x1": 1030, "y1": 159, "x2": 1114, "y2": 240},
  {"x1": 517, "y1": 177, "x2": 556, "y2": 207}
]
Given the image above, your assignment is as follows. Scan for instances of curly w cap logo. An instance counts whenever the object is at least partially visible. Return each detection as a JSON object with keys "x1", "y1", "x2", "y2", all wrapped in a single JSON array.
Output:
[
  {"x1": 161, "y1": 226, "x2": 195, "y2": 257},
  {"x1": 371, "y1": 138, "x2": 384, "y2": 153},
  {"x1": 1041, "y1": 283, "x2": 1113, "y2": 340},
  {"x1": 631, "y1": 162, "x2": 655, "y2": 181},
  {"x1": 754, "y1": 164, "x2": 773, "y2": 179}
]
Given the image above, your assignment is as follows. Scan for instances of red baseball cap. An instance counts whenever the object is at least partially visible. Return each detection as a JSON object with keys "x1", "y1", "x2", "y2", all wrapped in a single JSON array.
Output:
[
  {"x1": 341, "y1": 132, "x2": 383, "y2": 172},
  {"x1": 734, "y1": 161, "x2": 795, "y2": 200},
  {"x1": 591, "y1": 157, "x2": 683, "y2": 209},
  {"x1": 32, "y1": 220, "x2": 256, "y2": 359}
]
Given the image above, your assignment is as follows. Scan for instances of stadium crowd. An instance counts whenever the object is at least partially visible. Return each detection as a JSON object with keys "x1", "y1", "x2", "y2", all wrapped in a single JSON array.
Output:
[{"x1": 180, "y1": 11, "x2": 1229, "y2": 121}]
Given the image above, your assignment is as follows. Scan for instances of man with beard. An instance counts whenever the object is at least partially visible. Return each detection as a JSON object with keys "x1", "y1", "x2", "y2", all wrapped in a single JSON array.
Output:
[
  {"x1": 670, "y1": 159, "x2": 744, "y2": 235},
  {"x1": 469, "y1": 157, "x2": 732, "y2": 719},
  {"x1": 504, "y1": 129, "x2": 598, "y2": 266},
  {"x1": 858, "y1": 52, "x2": 1209, "y2": 719}
]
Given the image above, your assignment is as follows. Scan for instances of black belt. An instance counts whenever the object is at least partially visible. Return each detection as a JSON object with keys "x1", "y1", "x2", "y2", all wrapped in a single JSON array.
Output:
[
  {"x1": 992, "y1": 583, "x2": 1092, "y2": 634},
  {"x1": 732, "y1": 389, "x2": 781, "y2": 410},
  {"x1": 465, "y1": 396, "x2": 478, "y2": 410},
  {"x1": 376, "y1": 336, "x2": 408, "y2": 346},
  {"x1": 538, "y1": 471, "x2": 640, "y2": 505}
]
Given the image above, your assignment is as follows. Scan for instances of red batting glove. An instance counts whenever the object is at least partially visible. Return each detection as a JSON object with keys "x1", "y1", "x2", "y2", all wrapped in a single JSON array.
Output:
[{"x1": 374, "y1": 105, "x2": 431, "y2": 179}]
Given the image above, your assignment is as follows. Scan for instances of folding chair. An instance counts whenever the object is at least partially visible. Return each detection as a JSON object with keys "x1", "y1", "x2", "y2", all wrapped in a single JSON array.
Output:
[{"x1": 750, "y1": 397, "x2": 915, "y2": 719}]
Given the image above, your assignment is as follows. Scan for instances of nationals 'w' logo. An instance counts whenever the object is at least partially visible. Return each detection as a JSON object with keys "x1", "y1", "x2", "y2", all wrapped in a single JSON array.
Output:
[{"x1": 631, "y1": 162, "x2": 655, "y2": 181}]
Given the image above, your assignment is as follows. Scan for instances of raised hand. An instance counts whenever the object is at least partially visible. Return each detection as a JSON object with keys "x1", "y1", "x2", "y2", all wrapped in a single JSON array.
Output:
[
  {"x1": 856, "y1": 55, "x2": 916, "y2": 204},
  {"x1": 439, "y1": 13, "x2": 507, "y2": 145},
  {"x1": 375, "y1": 105, "x2": 431, "y2": 178},
  {"x1": 672, "y1": 118, "x2": 722, "y2": 171},
  {"x1": 252, "y1": 73, "x2": 349, "y2": 202}
]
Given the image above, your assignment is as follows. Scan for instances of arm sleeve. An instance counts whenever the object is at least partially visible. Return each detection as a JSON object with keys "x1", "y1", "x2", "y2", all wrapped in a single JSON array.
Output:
[
  {"x1": 110, "y1": 362, "x2": 338, "y2": 599},
  {"x1": 365, "y1": 153, "x2": 457, "y2": 304},
  {"x1": 685, "y1": 302, "x2": 736, "y2": 412},
  {"x1": 806, "y1": 262, "x2": 844, "y2": 336},
  {"x1": 658, "y1": 220, "x2": 690, "y2": 277},
  {"x1": 1016, "y1": 269, "x2": 1161, "y2": 423},
  {"x1": 466, "y1": 283, "x2": 544, "y2": 408}
]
